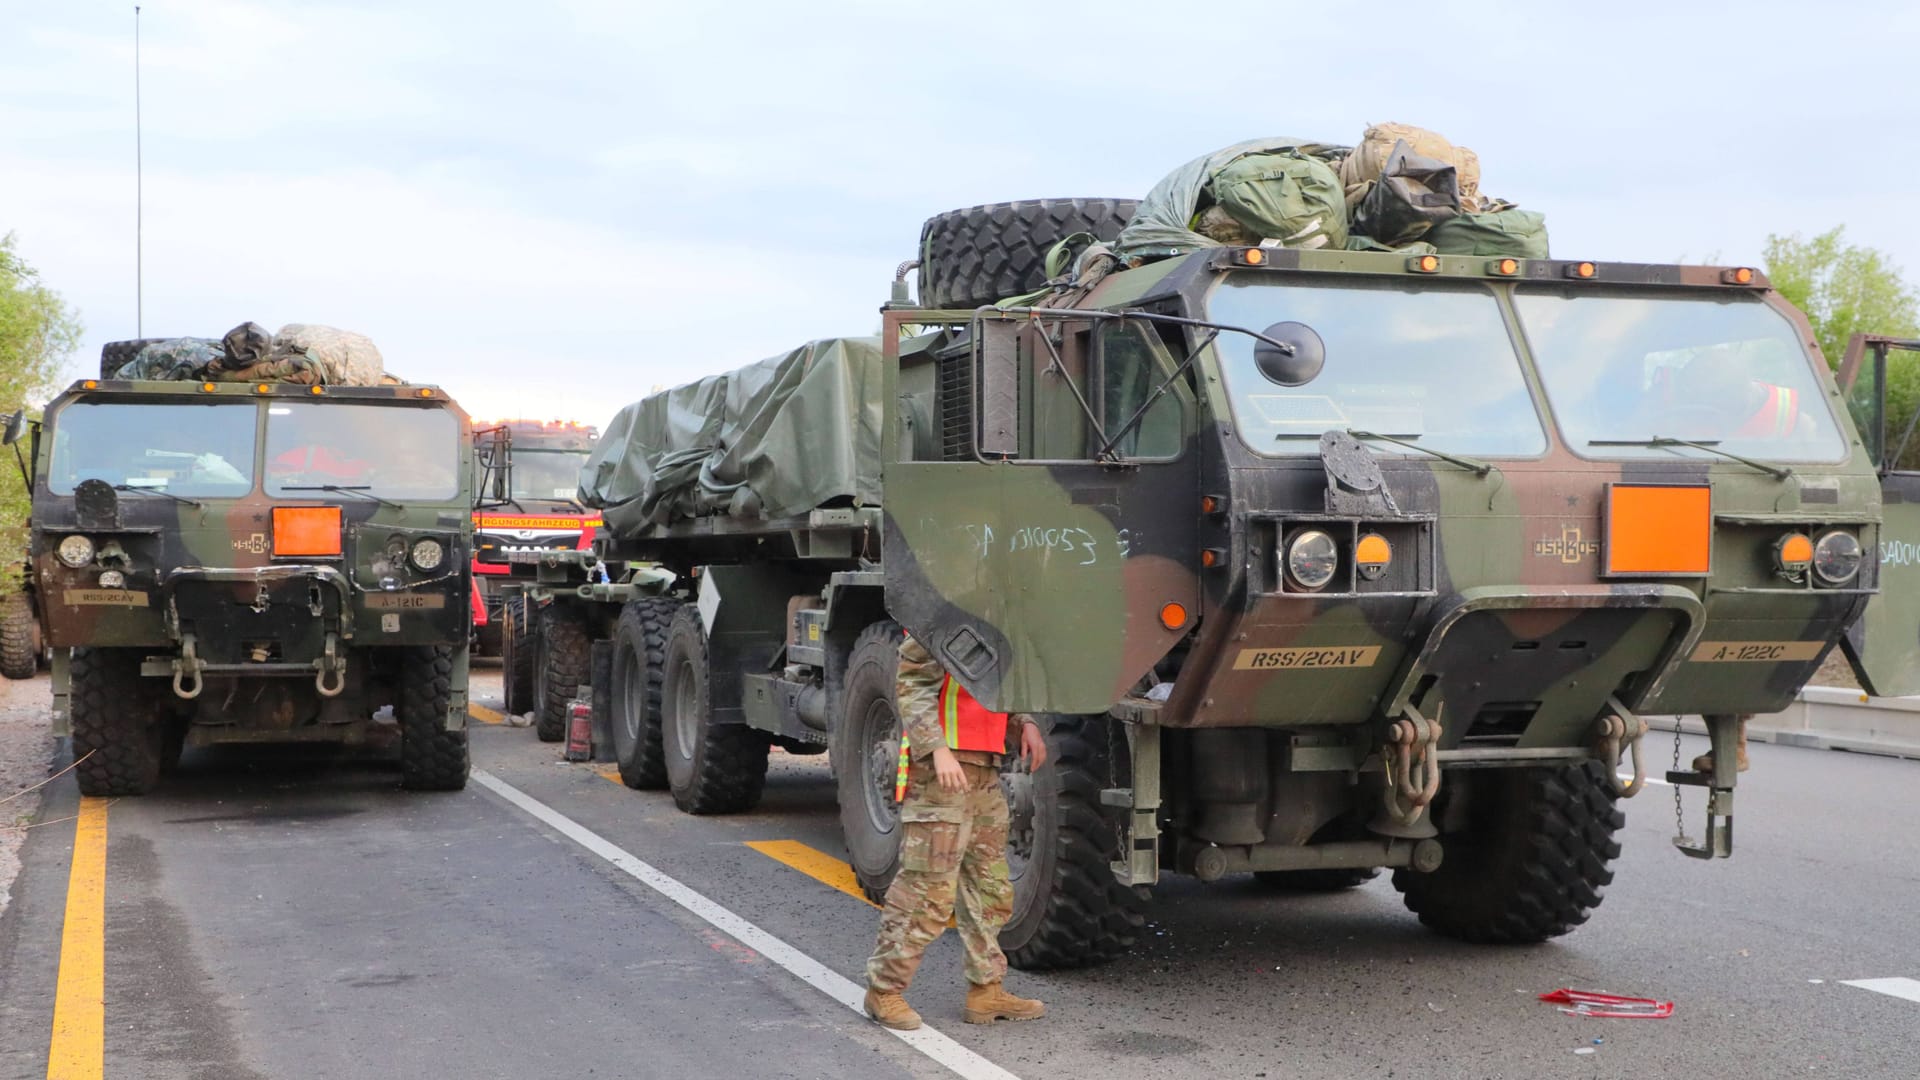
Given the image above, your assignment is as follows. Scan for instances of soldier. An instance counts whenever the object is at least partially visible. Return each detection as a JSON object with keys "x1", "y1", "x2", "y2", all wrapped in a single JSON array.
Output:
[{"x1": 864, "y1": 631, "x2": 1049, "y2": 1031}]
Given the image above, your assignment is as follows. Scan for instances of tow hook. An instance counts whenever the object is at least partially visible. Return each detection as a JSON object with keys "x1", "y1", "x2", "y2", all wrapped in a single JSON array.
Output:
[
  {"x1": 1669, "y1": 713, "x2": 1739, "y2": 860},
  {"x1": 313, "y1": 632, "x2": 347, "y2": 698},
  {"x1": 171, "y1": 634, "x2": 205, "y2": 700},
  {"x1": 1594, "y1": 696, "x2": 1650, "y2": 798},
  {"x1": 1379, "y1": 703, "x2": 1443, "y2": 830}
]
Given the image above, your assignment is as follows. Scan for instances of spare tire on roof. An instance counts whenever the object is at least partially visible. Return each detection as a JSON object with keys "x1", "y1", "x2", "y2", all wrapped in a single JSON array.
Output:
[
  {"x1": 98, "y1": 338, "x2": 170, "y2": 380},
  {"x1": 917, "y1": 197, "x2": 1138, "y2": 310}
]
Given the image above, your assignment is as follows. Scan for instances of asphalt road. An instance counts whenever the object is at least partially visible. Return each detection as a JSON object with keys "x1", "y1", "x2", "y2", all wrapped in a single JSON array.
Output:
[{"x1": 3, "y1": 669, "x2": 1918, "y2": 1079}]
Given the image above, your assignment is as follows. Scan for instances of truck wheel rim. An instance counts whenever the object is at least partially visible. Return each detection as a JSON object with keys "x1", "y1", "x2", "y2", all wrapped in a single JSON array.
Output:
[
  {"x1": 672, "y1": 657, "x2": 697, "y2": 757},
  {"x1": 619, "y1": 647, "x2": 643, "y2": 744},
  {"x1": 1002, "y1": 766, "x2": 1036, "y2": 881},
  {"x1": 863, "y1": 699, "x2": 901, "y2": 834}
]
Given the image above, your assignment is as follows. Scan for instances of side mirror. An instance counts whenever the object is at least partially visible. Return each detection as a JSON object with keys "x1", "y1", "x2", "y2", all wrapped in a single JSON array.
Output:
[
  {"x1": 2, "y1": 409, "x2": 23, "y2": 447},
  {"x1": 1254, "y1": 322, "x2": 1326, "y2": 386},
  {"x1": 972, "y1": 318, "x2": 1022, "y2": 458}
]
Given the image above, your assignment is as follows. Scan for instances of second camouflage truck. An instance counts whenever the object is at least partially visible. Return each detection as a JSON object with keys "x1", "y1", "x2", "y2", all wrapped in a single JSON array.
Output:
[
  {"x1": 5, "y1": 357, "x2": 475, "y2": 795},
  {"x1": 531, "y1": 195, "x2": 1907, "y2": 968}
]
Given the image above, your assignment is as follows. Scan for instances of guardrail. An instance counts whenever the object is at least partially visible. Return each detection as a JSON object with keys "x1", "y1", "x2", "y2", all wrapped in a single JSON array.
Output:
[{"x1": 1649, "y1": 685, "x2": 1920, "y2": 761}]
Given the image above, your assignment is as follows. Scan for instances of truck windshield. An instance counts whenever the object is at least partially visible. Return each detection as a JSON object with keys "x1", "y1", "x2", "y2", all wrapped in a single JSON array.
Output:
[
  {"x1": 1515, "y1": 286, "x2": 1847, "y2": 462},
  {"x1": 509, "y1": 448, "x2": 590, "y2": 502},
  {"x1": 47, "y1": 401, "x2": 256, "y2": 496},
  {"x1": 265, "y1": 403, "x2": 461, "y2": 500},
  {"x1": 1208, "y1": 275, "x2": 1546, "y2": 457}
]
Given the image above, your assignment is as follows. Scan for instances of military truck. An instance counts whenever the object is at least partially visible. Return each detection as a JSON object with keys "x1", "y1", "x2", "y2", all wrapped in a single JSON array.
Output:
[
  {"x1": 527, "y1": 197, "x2": 1909, "y2": 969},
  {"x1": 3, "y1": 367, "x2": 474, "y2": 794},
  {"x1": 466, "y1": 418, "x2": 602, "y2": 727}
]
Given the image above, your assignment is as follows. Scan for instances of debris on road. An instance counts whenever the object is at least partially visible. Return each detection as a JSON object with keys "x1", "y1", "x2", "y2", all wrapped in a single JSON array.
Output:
[{"x1": 1540, "y1": 988, "x2": 1675, "y2": 1018}]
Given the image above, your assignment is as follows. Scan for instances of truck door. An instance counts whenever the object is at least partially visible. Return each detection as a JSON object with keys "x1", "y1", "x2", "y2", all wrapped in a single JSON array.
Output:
[
  {"x1": 1838, "y1": 334, "x2": 1920, "y2": 695},
  {"x1": 882, "y1": 311, "x2": 1200, "y2": 715}
]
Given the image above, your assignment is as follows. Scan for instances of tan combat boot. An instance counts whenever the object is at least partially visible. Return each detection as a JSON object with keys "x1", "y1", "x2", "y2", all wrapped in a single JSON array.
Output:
[
  {"x1": 864, "y1": 987, "x2": 923, "y2": 1031},
  {"x1": 1692, "y1": 717, "x2": 1751, "y2": 774},
  {"x1": 964, "y1": 981, "x2": 1046, "y2": 1025}
]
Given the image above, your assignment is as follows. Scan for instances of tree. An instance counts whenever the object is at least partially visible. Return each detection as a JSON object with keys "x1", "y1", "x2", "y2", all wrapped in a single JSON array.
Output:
[
  {"x1": 1763, "y1": 226, "x2": 1919, "y2": 368},
  {"x1": 1, "y1": 232, "x2": 83, "y2": 594}
]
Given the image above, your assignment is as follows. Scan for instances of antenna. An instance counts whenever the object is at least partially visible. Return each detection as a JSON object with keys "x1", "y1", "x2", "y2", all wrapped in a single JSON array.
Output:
[{"x1": 134, "y1": 4, "x2": 143, "y2": 336}]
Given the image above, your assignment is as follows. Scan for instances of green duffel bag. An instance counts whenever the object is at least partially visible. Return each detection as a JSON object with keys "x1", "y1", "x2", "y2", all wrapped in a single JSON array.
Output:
[
  {"x1": 1204, "y1": 149, "x2": 1348, "y2": 251},
  {"x1": 1343, "y1": 235, "x2": 1438, "y2": 255},
  {"x1": 1427, "y1": 208, "x2": 1549, "y2": 258}
]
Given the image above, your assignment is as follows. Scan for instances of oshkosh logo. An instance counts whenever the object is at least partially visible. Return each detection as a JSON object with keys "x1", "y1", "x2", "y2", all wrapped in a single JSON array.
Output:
[{"x1": 1532, "y1": 525, "x2": 1599, "y2": 564}]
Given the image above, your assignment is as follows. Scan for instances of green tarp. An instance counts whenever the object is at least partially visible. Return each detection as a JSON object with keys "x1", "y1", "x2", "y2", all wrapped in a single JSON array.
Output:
[
  {"x1": 1115, "y1": 136, "x2": 1344, "y2": 258},
  {"x1": 580, "y1": 337, "x2": 886, "y2": 538}
]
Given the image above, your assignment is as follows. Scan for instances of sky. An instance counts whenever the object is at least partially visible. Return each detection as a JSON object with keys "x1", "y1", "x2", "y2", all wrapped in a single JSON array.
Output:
[{"x1": 3, "y1": 1, "x2": 1917, "y2": 428}]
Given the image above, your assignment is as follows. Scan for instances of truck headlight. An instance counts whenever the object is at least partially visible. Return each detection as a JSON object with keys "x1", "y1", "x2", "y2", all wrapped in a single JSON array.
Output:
[
  {"x1": 1812, "y1": 530, "x2": 1862, "y2": 585},
  {"x1": 410, "y1": 537, "x2": 446, "y2": 571},
  {"x1": 1284, "y1": 529, "x2": 1339, "y2": 590},
  {"x1": 58, "y1": 535, "x2": 95, "y2": 568}
]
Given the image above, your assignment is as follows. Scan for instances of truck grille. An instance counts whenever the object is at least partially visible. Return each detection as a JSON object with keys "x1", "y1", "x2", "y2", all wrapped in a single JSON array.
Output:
[{"x1": 938, "y1": 354, "x2": 973, "y2": 462}]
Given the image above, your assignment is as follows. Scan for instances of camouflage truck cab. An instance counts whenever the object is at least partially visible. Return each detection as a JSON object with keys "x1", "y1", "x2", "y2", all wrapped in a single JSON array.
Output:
[
  {"x1": 11, "y1": 375, "x2": 474, "y2": 794},
  {"x1": 876, "y1": 244, "x2": 1886, "y2": 960}
]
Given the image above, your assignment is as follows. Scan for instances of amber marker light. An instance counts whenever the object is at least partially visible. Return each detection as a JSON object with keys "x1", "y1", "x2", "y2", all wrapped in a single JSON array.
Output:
[
  {"x1": 1242, "y1": 247, "x2": 1266, "y2": 266},
  {"x1": 272, "y1": 506, "x2": 344, "y2": 557},
  {"x1": 417, "y1": 388, "x2": 435, "y2": 398},
  {"x1": 1489, "y1": 258, "x2": 1520, "y2": 276},
  {"x1": 255, "y1": 383, "x2": 273, "y2": 394},
  {"x1": 1773, "y1": 532, "x2": 1814, "y2": 577},
  {"x1": 1355, "y1": 533, "x2": 1393, "y2": 581},
  {"x1": 1566, "y1": 261, "x2": 1597, "y2": 279},
  {"x1": 1159, "y1": 602, "x2": 1189, "y2": 630},
  {"x1": 81, "y1": 380, "x2": 98, "y2": 390},
  {"x1": 1722, "y1": 266, "x2": 1756, "y2": 285},
  {"x1": 1409, "y1": 254, "x2": 1440, "y2": 273},
  {"x1": 1200, "y1": 494, "x2": 1222, "y2": 515},
  {"x1": 309, "y1": 385, "x2": 326, "y2": 395}
]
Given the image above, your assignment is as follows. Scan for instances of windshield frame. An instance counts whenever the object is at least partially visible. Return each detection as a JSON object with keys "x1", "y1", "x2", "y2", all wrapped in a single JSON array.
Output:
[
  {"x1": 43, "y1": 397, "x2": 262, "y2": 498},
  {"x1": 264, "y1": 400, "x2": 463, "y2": 502},
  {"x1": 1513, "y1": 284, "x2": 1850, "y2": 466},
  {"x1": 1203, "y1": 271, "x2": 1551, "y2": 461}
]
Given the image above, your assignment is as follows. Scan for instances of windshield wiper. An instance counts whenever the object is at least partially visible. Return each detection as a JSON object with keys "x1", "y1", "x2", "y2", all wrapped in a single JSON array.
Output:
[
  {"x1": 281, "y1": 483, "x2": 402, "y2": 508},
  {"x1": 112, "y1": 483, "x2": 203, "y2": 509},
  {"x1": 1345, "y1": 430, "x2": 1494, "y2": 477},
  {"x1": 1587, "y1": 437, "x2": 1792, "y2": 480}
]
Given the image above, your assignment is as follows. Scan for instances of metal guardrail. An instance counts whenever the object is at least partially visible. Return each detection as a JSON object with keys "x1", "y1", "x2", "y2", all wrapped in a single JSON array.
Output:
[{"x1": 1649, "y1": 685, "x2": 1920, "y2": 761}]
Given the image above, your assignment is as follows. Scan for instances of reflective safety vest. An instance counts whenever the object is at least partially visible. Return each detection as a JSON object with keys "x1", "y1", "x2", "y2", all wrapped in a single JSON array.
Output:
[
  {"x1": 1736, "y1": 383, "x2": 1799, "y2": 438},
  {"x1": 894, "y1": 675, "x2": 1010, "y2": 800}
]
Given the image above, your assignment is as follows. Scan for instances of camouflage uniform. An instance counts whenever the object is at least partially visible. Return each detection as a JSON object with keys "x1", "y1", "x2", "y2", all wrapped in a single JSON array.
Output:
[{"x1": 866, "y1": 634, "x2": 1025, "y2": 994}]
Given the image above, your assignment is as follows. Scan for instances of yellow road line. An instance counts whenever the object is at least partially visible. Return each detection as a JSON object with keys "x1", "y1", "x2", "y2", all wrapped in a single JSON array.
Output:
[
  {"x1": 469, "y1": 704, "x2": 505, "y2": 725},
  {"x1": 47, "y1": 797, "x2": 106, "y2": 1080},
  {"x1": 745, "y1": 840, "x2": 878, "y2": 909},
  {"x1": 593, "y1": 765, "x2": 622, "y2": 785}
]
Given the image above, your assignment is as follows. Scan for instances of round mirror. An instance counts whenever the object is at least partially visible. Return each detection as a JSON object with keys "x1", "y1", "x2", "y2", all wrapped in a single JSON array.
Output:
[{"x1": 1254, "y1": 322, "x2": 1325, "y2": 386}]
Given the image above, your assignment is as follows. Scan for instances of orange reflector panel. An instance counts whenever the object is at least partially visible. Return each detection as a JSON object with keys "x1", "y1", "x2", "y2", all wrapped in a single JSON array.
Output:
[
  {"x1": 1159, "y1": 602, "x2": 1188, "y2": 630},
  {"x1": 1605, "y1": 484, "x2": 1710, "y2": 576},
  {"x1": 272, "y1": 506, "x2": 344, "y2": 557}
]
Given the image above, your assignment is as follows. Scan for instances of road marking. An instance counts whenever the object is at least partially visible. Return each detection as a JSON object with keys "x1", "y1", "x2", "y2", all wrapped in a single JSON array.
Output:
[
  {"x1": 471, "y1": 771, "x2": 1018, "y2": 1080},
  {"x1": 593, "y1": 765, "x2": 623, "y2": 786},
  {"x1": 47, "y1": 797, "x2": 107, "y2": 1080},
  {"x1": 746, "y1": 840, "x2": 879, "y2": 909},
  {"x1": 1619, "y1": 773, "x2": 1672, "y2": 788},
  {"x1": 469, "y1": 704, "x2": 505, "y2": 725},
  {"x1": 1842, "y1": 977, "x2": 1920, "y2": 1004}
]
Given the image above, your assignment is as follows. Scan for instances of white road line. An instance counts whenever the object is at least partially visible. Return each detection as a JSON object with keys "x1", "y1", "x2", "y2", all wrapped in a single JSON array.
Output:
[
  {"x1": 470, "y1": 770, "x2": 1021, "y2": 1080},
  {"x1": 1619, "y1": 773, "x2": 1673, "y2": 788},
  {"x1": 1841, "y1": 977, "x2": 1920, "y2": 1004}
]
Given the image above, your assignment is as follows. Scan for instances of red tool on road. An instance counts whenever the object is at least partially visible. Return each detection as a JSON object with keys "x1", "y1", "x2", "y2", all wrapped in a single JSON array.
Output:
[{"x1": 1539, "y1": 989, "x2": 1674, "y2": 1018}]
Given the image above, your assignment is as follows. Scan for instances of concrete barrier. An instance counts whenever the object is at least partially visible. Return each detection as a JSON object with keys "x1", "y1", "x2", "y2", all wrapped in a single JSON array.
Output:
[{"x1": 1649, "y1": 685, "x2": 1920, "y2": 761}]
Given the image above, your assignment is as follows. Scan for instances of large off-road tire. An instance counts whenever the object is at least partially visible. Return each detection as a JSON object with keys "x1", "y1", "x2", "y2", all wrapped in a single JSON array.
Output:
[
  {"x1": 1254, "y1": 868, "x2": 1382, "y2": 892},
  {"x1": 500, "y1": 593, "x2": 534, "y2": 715},
  {"x1": 70, "y1": 647, "x2": 165, "y2": 796},
  {"x1": 659, "y1": 606, "x2": 768, "y2": 814},
  {"x1": 611, "y1": 596, "x2": 681, "y2": 790},
  {"x1": 917, "y1": 198, "x2": 1140, "y2": 309},
  {"x1": 1001, "y1": 714, "x2": 1146, "y2": 970},
  {"x1": 1, "y1": 593, "x2": 35, "y2": 680},
  {"x1": 833, "y1": 620, "x2": 905, "y2": 902},
  {"x1": 98, "y1": 338, "x2": 169, "y2": 380},
  {"x1": 1391, "y1": 760, "x2": 1624, "y2": 944},
  {"x1": 398, "y1": 645, "x2": 470, "y2": 791},
  {"x1": 532, "y1": 600, "x2": 589, "y2": 743}
]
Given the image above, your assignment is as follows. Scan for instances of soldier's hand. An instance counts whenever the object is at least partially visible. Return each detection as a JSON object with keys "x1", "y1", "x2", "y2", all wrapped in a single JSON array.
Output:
[
  {"x1": 931, "y1": 746, "x2": 967, "y2": 792},
  {"x1": 1018, "y1": 720, "x2": 1048, "y2": 771}
]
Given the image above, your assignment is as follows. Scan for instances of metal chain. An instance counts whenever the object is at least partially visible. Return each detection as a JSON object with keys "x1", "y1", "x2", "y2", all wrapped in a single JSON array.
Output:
[{"x1": 1671, "y1": 726, "x2": 1689, "y2": 843}]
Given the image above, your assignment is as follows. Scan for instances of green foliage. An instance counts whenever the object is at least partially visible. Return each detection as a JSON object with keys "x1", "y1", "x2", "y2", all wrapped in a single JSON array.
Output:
[
  {"x1": 1, "y1": 232, "x2": 83, "y2": 594},
  {"x1": 1763, "y1": 226, "x2": 1919, "y2": 368}
]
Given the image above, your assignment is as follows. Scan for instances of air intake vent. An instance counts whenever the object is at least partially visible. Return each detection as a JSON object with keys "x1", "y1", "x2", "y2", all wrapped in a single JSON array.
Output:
[{"x1": 937, "y1": 354, "x2": 974, "y2": 462}]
